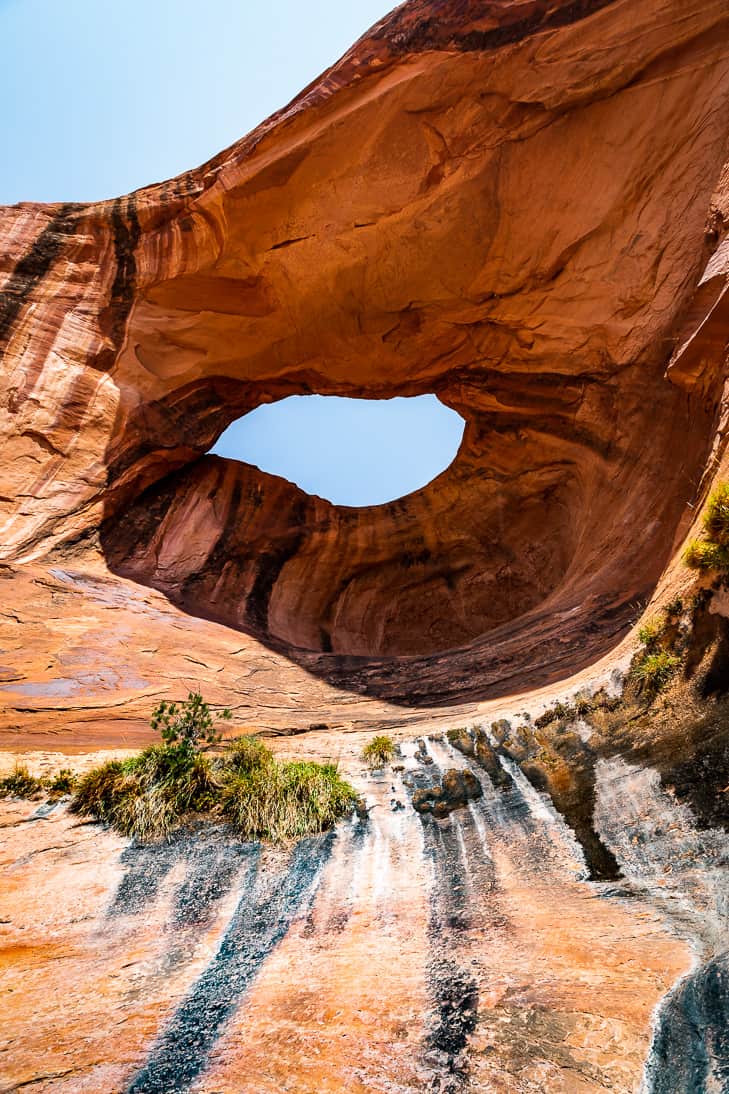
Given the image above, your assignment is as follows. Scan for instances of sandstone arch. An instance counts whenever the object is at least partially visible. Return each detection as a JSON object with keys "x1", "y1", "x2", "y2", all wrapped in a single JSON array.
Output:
[{"x1": 2, "y1": 0, "x2": 729, "y2": 711}]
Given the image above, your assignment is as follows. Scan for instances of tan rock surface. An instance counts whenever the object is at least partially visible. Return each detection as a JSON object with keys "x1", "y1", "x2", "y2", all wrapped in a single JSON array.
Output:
[{"x1": 0, "y1": 741, "x2": 703, "y2": 1093}]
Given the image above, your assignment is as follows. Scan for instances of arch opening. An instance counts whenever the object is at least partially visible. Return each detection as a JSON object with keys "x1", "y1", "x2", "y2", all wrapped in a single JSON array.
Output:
[{"x1": 208, "y1": 394, "x2": 465, "y2": 507}]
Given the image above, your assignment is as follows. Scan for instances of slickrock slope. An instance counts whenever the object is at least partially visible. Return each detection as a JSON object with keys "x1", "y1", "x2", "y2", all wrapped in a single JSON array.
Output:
[
  {"x1": 0, "y1": 735, "x2": 717, "y2": 1094},
  {"x1": 3, "y1": 1, "x2": 729, "y2": 1091}
]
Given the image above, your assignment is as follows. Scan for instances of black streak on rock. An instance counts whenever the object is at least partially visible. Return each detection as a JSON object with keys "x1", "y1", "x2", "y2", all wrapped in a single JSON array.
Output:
[
  {"x1": 427, "y1": 958, "x2": 479, "y2": 1057},
  {"x1": 376, "y1": 0, "x2": 619, "y2": 58},
  {"x1": 125, "y1": 832, "x2": 334, "y2": 1094},
  {"x1": 0, "y1": 204, "x2": 80, "y2": 349},
  {"x1": 109, "y1": 842, "x2": 180, "y2": 917},
  {"x1": 646, "y1": 953, "x2": 729, "y2": 1094},
  {"x1": 92, "y1": 195, "x2": 140, "y2": 372},
  {"x1": 245, "y1": 499, "x2": 308, "y2": 634}
]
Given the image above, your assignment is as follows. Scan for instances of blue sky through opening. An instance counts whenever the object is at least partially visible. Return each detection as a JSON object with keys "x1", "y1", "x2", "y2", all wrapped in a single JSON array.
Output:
[{"x1": 211, "y1": 396, "x2": 465, "y2": 508}]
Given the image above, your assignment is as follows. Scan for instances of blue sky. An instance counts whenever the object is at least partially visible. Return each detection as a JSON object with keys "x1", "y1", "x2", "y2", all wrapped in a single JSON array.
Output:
[
  {"x1": 212, "y1": 396, "x2": 464, "y2": 507},
  {"x1": 0, "y1": 0, "x2": 394, "y2": 203},
  {"x1": 1, "y1": 0, "x2": 464, "y2": 507}
]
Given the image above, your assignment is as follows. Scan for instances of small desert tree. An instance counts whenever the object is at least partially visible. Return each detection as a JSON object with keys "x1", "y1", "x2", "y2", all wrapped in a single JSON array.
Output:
[{"x1": 150, "y1": 691, "x2": 232, "y2": 752}]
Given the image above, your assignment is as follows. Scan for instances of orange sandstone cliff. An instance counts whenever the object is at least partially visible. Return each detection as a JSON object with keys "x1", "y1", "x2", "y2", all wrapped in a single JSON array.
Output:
[
  {"x1": 2, "y1": 2, "x2": 729, "y2": 1091},
  {"x1": 1, "y1": 0, "x2": 729, "y2": 729}
]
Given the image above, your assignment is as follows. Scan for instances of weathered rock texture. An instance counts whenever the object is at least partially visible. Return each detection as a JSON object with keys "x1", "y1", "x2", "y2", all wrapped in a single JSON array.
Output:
[
  {"x1": 3, "y1": 1, "x2": 729, "y2": 1086},
  {"x1": 0, "y1": 736, "x2": 712, "y2": 1094},
  {"x1": 2, "y1": 0, "x2": 729, "y2": 724}
]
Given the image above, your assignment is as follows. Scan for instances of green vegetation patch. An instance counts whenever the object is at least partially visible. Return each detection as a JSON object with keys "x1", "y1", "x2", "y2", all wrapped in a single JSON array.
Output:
[
  {"x1": 71, "y1": 744, "x2": 218, "y2": 842},
  {"x1": 637, "y1": 617, "x2": 664, "y2": 650},
  {"x1": 684, "y1": 483, "x2": 729, "y2": 572},
  {"x1": 221, "y1": 755, "x2": 357, "y2": 843},
  {"x1": 0, "y1": 764, "x2": 77, "y2": 800},
  {"x1": 361, "y1": 734, "x2": 396, "y2": 769},
  {"x1": 631, "y1": 651, "x2": 680, "y2": 694},
  {"x1": 71, "y1": 735, "x2": 356, "y2": 844},
  {"x1": 4, "y1": 693, "x2": 357, "y2": 845}
]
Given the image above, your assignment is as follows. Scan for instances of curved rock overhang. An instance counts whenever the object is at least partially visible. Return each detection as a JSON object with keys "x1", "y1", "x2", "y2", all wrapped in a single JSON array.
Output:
[{"x1": 2, "y1": 0, "x2": 729, "y2": 705}]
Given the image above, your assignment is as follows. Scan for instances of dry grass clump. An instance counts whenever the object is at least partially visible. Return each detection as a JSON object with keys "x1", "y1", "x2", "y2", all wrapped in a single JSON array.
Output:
[
  {"x1": 71, "y1": 744, "x2": 217, "y2": 842},
  {"x1": 0, "y1": 764, "x2": 77, "y2": 800},
  {"x1": 361, "y1": 735, "x2": 396, "y2": 769},
  {"x1": 221, "y1": 755, "x2": 357, "y2": 843},
  {"x1": 0, "y1": 764, "x2": 45, "y2": 798},
  {"x1": 71, "y1": 736, "x2": 356, "y2": 844},
  {"x1": 6, "y1": 691, "x2": 357, "y2": 846},
  {"x1": 702, "y1": 481, "x2": 729, "y2": 543}
]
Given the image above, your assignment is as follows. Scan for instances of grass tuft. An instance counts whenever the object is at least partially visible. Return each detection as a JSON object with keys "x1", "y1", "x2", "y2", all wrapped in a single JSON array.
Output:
[
  {"x1": 45, "y1": 768, "x2": 77, "y2": 798},
  {"x1": 361, "y1": 735, "x2": 396, "y2": 769},
  {"x1": 71, "y1": 744, "x2": 218, "y2": 841},
  {"x1": 224, "y1": 735, "x2": 274, "y2": 775},
  {"x1": 0, "y1": 764, "x2": 45, "y2": 799},
  {"x1": 702, "y1": 482, "x2": 729, "y2": 546},
  {"x1": 683, "y1": 484, "x2": 729, "y2": 573},
  {"x1": 637, "y1": 617, "x2": 663, "y2": 649},
  {"x1": 70, "y1": 735, "x2": 356, "y2": 845},
  {"x1": 683, "y1": 538, "x2": 729, "y2": 571},
  {"x1": 221, "y1": 757, "x2": 357, "y2": 842},
  {"x1": 631, "y1": 651, "x2": 680, "y2": 693}
]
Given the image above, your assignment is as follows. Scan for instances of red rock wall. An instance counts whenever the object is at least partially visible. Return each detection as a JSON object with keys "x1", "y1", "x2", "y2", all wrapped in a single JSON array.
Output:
[{"x1": 2, "y1": 0, "x2": 729, "y2": 688}]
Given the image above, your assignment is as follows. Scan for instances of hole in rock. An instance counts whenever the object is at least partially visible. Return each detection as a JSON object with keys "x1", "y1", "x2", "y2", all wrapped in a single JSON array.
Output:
[{"x1": 209, "y1": 394, "x2": 465, "y2": 507}]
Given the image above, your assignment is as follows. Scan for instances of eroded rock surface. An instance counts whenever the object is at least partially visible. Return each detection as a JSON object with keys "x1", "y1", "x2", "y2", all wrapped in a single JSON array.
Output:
[
  {"x1": 0, "y1": 738, "x2": 703, "y2": 1093},
  {"x1": 3, "y1": 1, "x2": 729, "y2": 1089},
  {"x1": 2, "y1": 0, "x2": 729, "y2": 711}
]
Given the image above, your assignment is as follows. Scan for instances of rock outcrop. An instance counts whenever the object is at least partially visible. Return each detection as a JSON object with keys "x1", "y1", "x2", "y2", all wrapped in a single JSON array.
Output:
[
  {"x1": 2, "y1": 0, "x2": 729, "y2": 719},
  {"x1": 3, "y1": 3, "x2": 729, "y2": 1088},
  {"x1": 0, "y1": 736, "x2": 711, "y2": 1093}
]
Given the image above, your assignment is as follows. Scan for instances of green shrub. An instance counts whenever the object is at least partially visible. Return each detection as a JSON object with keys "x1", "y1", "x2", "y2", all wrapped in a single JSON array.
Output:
[
  {"x1": 683, "y1": 538, "x2": 729, "y2": 571},
  {"x1": 0, "y1": 764, "x2": 45, "y2": 798},
  {"x1": 684, "y1": 484, "x2": 729, "y2": 572},
  {"x1": 632, "y1": 651, "x2": 680, "y2": 693},
  {"x1": 150, "y1": 691, "x2": 232, "y2": 750},
  {"x1": 224, "y1": 735, "x2": 273, "y2": 774},
  {"x1": 361, "y1": 735, "x2": 396, "y2": 769},
  {"x1": 702, "y1": 483, "x2": 729, "y2": 545},
  {"x1": 71, "y1": 729, "x2": 357, "y2": 845},
  {"x1": 637, "y1": 617, "x2": 663, "y2": 649},
  {"x1": 46, "y1": 769, "x2": 77, "y2": 798}
]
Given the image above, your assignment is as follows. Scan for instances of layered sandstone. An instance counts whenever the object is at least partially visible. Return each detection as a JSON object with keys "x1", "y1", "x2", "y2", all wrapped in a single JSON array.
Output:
[
  {"x1": 2, "y1": 0, "x2": 729, "y2": 717},
  {"x1": 3, "y1": 2, "x2": 729, "y2": 1091}
]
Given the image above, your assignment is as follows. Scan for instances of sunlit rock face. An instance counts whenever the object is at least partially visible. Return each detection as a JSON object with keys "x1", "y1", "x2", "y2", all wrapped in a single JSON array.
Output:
[
  {"x1": 4, "y1": 2, "x2": 729, "y2": 1089},
  {"x1": 0, "y1": 736, "x2": 710, "y2": 1094},
  {"x1": 2, "y1": 0, "x2": 729, "y2": 681}
]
